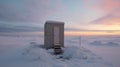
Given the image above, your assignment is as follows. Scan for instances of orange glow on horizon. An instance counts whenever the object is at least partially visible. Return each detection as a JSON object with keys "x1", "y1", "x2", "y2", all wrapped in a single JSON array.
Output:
[
  {"x1": 3, "y1": 31, "x2": 119, "y2": 36},
  {"x1": 84, "y1": 24, "x2": 120, "y2": 31},
  {"x1": 65, "y1": 31, "x2": 120, "y2": 36}
]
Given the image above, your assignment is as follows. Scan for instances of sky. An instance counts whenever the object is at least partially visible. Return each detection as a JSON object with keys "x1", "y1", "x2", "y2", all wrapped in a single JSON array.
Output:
[{"x1": 0, "y1": 0, "x2": 120, "y2": 35}]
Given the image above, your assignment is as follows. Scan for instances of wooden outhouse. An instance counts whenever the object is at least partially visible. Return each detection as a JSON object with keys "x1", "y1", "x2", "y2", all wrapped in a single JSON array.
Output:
[{"x1": 44, "y1": 21, "x2": 64, "y2": 49}]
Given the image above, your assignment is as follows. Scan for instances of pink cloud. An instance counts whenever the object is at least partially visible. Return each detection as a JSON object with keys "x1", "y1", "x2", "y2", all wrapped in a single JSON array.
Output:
[
  {"x1": 85, "y1": 0, "x2": 120, "y2": 25},
  {"x1": 91, "y1": 9, "x2": 120, "y2": 25},
  {"x1": 84, "y1": 0, "x2": 120, "y2": 12},
  {"x1": 100, "y1": 0, "x2": 120, "y2": 11}
]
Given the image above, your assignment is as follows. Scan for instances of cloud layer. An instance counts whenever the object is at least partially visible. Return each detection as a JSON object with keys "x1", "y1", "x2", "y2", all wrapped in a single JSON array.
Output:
[
  {"x1": 0, "y1": 0, "x2": 63, "y2": 22},
  {"x1": 88, "y1": 0, "x2": 120, "y2": 25},
  {"x1": 0, "y1": 0, "x2": 120, "y2": 32},
  {"x1": 91, "y1": 9, "x2": 120, "y2": 25}
]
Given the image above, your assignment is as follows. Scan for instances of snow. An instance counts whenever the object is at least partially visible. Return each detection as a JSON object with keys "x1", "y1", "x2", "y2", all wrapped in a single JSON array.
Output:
[
  {"x1": 80, "y1": 36, "x2": 120, "y2": 67},
  {"x1": 90, "y1": 41, "x2": 119, "y2": 47},
  {"x1": 0, "y1": 35, "x2": 120, "y2": 67}
]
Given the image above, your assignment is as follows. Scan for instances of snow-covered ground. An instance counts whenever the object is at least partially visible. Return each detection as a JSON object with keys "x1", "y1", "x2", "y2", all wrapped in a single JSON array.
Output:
[
  {"x1": 0, "y1": 34, "x2": 120, "y2": 67},
  {"x1": 65, "y1": 36, "x2": 120, "y2": 67}
]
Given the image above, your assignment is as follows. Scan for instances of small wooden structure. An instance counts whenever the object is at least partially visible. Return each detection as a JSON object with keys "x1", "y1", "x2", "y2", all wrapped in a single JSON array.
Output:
[{"x1": 44, "y1": 21, "x2": 64, "y2": 53}]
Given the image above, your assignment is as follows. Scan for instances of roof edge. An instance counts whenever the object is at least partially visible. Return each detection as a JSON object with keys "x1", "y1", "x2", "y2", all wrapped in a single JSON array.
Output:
[{"x1": 45, "y1": 20, "x2": 64, "y2": 24}]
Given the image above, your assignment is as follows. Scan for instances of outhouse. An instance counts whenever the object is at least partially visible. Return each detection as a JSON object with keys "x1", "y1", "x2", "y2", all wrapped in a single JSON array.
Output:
[{"x1": 44, "y1": 21, "x2": 64, "y2": 49}]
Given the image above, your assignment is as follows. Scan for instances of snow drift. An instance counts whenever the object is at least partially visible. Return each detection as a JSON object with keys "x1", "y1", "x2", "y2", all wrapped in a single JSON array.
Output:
[{"x1": 0, "y1": 36, "x2": 114, "y2": 67}]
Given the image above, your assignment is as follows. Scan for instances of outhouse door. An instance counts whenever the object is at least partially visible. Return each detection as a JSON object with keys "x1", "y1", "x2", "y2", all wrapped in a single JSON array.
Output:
[{"x1": 54, "y1": 26, "x2": 60, "y2": 45}]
